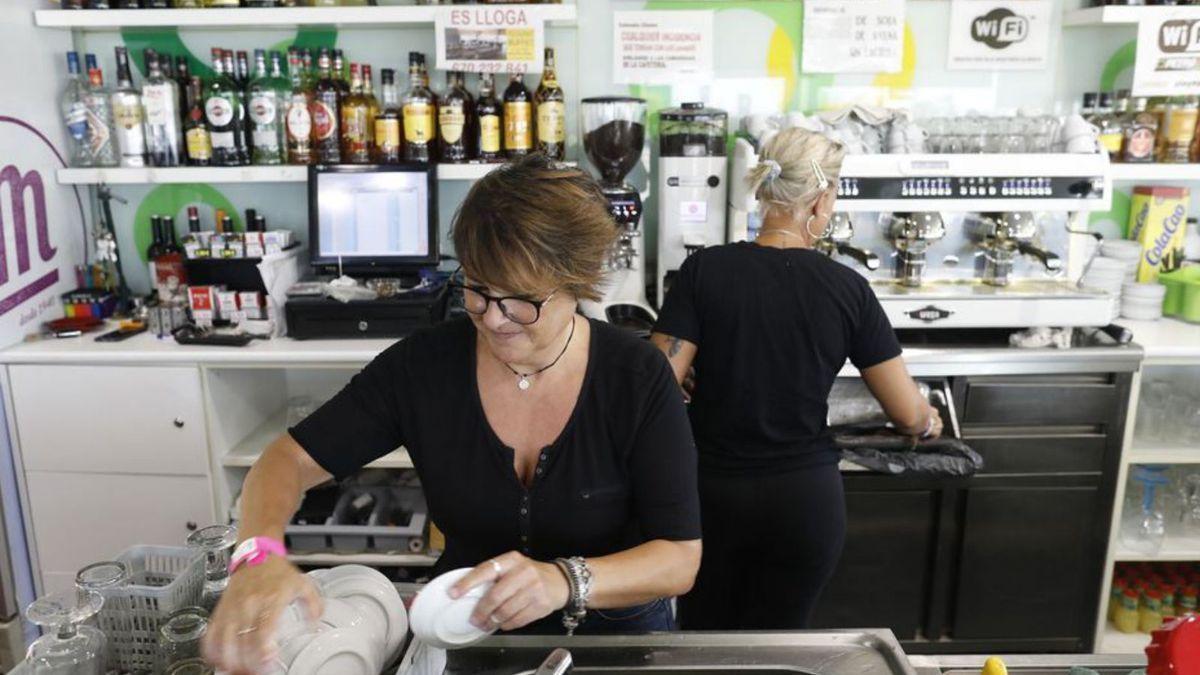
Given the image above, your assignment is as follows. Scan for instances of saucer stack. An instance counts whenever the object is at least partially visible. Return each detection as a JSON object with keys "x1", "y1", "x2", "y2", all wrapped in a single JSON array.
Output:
[
  {"x1": 1080, "y1": 256, "x2": 1132, "y2": 320},
  {"x1": 1121, "y1": 281, "x2": 1167, "y2": 321},
  {"x1": 264, "y1": 565, "x2": 408, "y2": 675}
]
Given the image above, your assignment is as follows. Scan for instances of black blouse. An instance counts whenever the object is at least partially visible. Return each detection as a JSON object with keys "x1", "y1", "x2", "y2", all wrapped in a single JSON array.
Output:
[{"x1": 289, "y1": 317, "x2": 701, "y2": 575}]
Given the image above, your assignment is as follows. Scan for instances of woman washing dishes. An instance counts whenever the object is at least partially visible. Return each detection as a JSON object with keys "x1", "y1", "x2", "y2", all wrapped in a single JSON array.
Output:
[
  {"x1": 651, "y1": 128, "x2": 940, "y2": 630},
  {"x1": 204, "y1": 155, "x2": 701, "y2": 674}
]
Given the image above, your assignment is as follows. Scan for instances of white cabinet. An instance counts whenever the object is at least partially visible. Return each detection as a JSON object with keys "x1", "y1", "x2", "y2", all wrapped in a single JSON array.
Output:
[
  {"x1": 25, "y1": 472, "x2": 213, "y2": 596},
  {"x1": 10, "y1": 365, "x2": 208, "y2": 476}
]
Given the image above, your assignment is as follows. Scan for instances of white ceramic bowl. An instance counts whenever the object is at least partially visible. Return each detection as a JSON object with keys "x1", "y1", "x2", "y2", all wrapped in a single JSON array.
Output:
[
  {"x1": 1100, "y1": 240, "x2": 1143, "y2": 260},
  {"x1": 1122, "y1": 282, "x2": 1167, "y2": 300},
  {"x1": 409, "y1": 568, "x2": 495, "y2": 650}
]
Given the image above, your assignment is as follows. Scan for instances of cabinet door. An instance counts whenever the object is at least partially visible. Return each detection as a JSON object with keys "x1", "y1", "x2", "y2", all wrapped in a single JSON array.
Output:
[
  {"x1": 11, "y1": 365, "x2": 208, "y2": 475},
  {"x1": 952, "y1": 484, "x2": 1099, "y2": 642},
  {"x1": 808, "y1": 489, "x2": 939, "y2": 639},
  {"x1": 26, "y1": 471, "x2": 214, "y2": 596}
]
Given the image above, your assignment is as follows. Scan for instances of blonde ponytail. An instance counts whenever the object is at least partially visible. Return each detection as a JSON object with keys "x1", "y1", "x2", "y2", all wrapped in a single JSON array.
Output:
[{"x1": 748, "y1": 128, "x2": 846, "y2": 219}]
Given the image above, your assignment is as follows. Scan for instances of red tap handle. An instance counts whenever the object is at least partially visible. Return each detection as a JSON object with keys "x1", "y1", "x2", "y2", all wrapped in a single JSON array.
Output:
[{"x1": 1146, "y1": 614, "x2": 1200, "y2": 675}]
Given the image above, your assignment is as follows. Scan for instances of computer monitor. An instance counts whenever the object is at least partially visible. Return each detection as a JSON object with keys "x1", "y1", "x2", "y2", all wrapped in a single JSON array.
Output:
[{"x1": 308, "y1": 164, "x2": 438, "y2": 275}]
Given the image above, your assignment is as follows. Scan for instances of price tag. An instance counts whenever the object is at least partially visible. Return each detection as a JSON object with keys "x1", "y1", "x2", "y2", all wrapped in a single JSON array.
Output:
[{"x1": 801, "y1": 0, "x2": 905, "y2": 74}]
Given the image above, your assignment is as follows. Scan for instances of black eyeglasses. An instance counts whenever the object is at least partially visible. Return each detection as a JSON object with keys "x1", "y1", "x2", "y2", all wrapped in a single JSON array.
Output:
[{"x1": 448, "y1": 282, "x2": 556, "y2": 325}]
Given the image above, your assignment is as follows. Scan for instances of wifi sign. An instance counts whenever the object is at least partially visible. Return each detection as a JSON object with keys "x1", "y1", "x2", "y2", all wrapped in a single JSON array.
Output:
[
  {"x1": 970, "y1": 8, "x2": 1029, "y2": 50},
  {"x1": 1158, "y1": 19, "x2": 1200, "y2": 54}
]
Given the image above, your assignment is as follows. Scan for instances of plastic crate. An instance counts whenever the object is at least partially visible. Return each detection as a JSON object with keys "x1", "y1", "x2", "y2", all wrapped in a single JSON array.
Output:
[{"x1": 97, "y1": 546, "x2": 205, "y2": 672}]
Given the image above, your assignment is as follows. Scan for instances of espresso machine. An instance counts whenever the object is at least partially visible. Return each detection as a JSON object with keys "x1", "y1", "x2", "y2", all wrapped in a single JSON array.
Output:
[
  {"x1": 816, "y1": 213, "x2": 881, "y2": 271},
  {"x1": 578, "y1": 97, "x2": 656, "y2": 332},
  {"x1": 656, "y1": 103, "x2": 729, "y2": 307}
]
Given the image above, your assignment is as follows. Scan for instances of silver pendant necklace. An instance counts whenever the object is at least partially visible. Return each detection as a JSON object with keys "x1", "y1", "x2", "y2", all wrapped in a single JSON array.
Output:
[
  {"x1": 504, "y1": 316, "x2": 576, "y2": 391},
  {"x1": 757, "y1": 228, "x2": 808, "y2": 245}
]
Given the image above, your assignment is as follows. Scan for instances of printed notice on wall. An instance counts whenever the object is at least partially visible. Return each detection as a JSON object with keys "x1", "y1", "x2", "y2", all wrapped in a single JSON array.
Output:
[
  {"x1": 1133, "y1": 7, "x2": 1200, "y2": 96},
  {"x1": 946, "y1": 0, "x2": 1053, "y2": 71},
  {"x1": 801, "y1": 0, "x2": 905, "y2": 74},
  {"x1": 435, "y1": 6, "x2": 544, "y2": 74},
  {"x1": 613, "y1": 11, "x2": 714, "y2": 85}
]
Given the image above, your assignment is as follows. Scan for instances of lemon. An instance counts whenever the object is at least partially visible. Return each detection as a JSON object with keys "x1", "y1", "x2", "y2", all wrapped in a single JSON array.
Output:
[{"x1": 981, "y1": 657, "x2": 1008, "y2": 675}]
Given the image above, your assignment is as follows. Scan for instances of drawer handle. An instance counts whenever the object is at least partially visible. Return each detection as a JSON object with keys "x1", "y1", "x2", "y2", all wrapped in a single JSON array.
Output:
[
  {"x1": 173, "y1": 418, "x2": 185, "y2": 428},
  {"x1": 186, "y1": 521, "x2": 198, "y2": 531}
]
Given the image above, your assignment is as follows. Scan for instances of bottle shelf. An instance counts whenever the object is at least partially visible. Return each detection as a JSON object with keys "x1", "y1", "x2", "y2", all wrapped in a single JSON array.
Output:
[
  {"x1": 222, "y1": 410, "x2": 412, "y2": 469},
  {"x1": 1114, "y1": 535, "x2": 1200, "y2": 562},
  {"x1": 1127, "y1": 440, "x2": 1200, "y2": 465},
  {"x1": 1110, "y1": 164, "x2": 1200, "y2": 182},
  {"x1": 1063, "y1": 5, "x2": 1171, "y2": 27},
  {"x1": 1098, "y1": 626, "x2": 1151, "y2": 655},
  {"x1": 56, "y1": 163, "x2": 515, "y2": 185},
  {"x1": 34, "y1": 5, "x2": 577, "y2": 30}
]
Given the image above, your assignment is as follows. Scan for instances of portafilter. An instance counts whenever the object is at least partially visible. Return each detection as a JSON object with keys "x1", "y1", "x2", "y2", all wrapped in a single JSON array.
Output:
[{"x1": 887, "y1": 212, "x2": 946, "y2": 287}]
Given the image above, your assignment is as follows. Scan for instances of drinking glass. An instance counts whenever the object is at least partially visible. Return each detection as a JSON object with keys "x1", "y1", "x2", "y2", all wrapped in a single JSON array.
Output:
[
  {"x1": 1001, "y1": 116, "x2": 1029, "y2": 153},
  {"x1": 186, "y1": 525, "x2": 237, "y2": 612},
  {"x1": 158, "y1": 607, "x2": 210, "y2": 671},
  {"x1": 923, "y1": 117, "x2": 947, "y2": 153},
  {"x1": 75, "y1": 560, "x2": 130, "y2": 669},
  {"x1": 1180, "y1": 472, "x2": 1200, "y2": 536},
  {"x1": 165, "y1": 659, "x2": 215, "y2": 675},
  {"x1": 25, "y1": 591, "x2": 106, "y2": 675},
  {"x1": 1121, "y1": 465, "x2": 1169, "y2": 555}
]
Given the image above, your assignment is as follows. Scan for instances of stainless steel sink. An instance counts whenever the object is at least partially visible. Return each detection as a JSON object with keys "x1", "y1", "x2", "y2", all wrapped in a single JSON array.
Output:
[{"x1": 443, "y1": 631, "x2": 916, "y2": 675}]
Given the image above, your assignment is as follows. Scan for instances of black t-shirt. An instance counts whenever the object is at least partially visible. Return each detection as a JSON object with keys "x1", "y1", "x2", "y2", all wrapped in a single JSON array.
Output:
[
  {"x1": 289, "y1": 317, "x2": 701, "y2": 575},
  {"x1": 655, "y1": 242, "x2": 902, "y2": 475}
]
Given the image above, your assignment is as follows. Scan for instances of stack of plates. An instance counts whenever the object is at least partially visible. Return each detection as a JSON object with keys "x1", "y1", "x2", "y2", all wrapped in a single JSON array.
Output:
[
  {"x1": 1121, "y1": 281, "x2": 1167, "y2": 321},
  {"x1": 1100, "y1": 239, "x2": 1143, "y2": 280},
  {"x1": 409, "y1": 568, "x2": 497, "y2": 650},
  {"x1": 264, "y1": 565, "x2": 408, "y2": 675},
  {"x1": 1080, "y1": 256, "x2": 1134, "y2": 319}
]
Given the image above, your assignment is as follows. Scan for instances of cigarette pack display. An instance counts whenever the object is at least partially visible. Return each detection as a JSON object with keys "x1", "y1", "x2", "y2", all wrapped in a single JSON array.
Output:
[
  {"x1": 186, "y1": 286, "x2": 216, "y2": 326},
  {"x1": 243, "y1": 232, "x2": 265, "y2": 258},
  {"x1": 238, "y1": 291, "x2": 264, "y2": 320},
  {"x1": 216, "y1": 290, "x2": 241, "y2": 323},
  {"x1": 263, "y1": 230, "x2": 293, "y2": 255}
]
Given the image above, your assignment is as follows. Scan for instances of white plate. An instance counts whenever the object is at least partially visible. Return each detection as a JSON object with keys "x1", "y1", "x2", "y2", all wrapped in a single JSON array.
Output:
[
  {"x1": 287, "y1": 627, "x2": 378, "y2": 675},
  {"x1": 314, "y1": 566, "x2": 407, "y2": 659},
  {"x1": 409, "y1": 568, "x2": 495, "y2": 650}
]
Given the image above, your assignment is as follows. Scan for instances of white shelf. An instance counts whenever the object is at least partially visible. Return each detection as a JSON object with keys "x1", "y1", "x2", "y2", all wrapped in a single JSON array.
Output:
[
  {"x1": 222, "y1": 410, "x2": 412, "y2": 469},
  {"x1": 288, "y1": 552, "x2": 437, "y2": 567},
  {"x1": 1098, "y1": 625, "x2": 1151, "y2": 655},
  {"x1": 1063, "y1": 5, "x2": 1173, "y2": 27},
  {"x1": 57, "y1": 163, "x2": 511, "y2": 185},
  {"x1": 1111, "y1": 164, "x2": 1200, "y2": 182},
  {"x1": 34, "y1": 5, "x2": 577, "y2": 29},
  {"x1": 1115, "y1": 534, "x2": 1200, "y2": 562},
  {"x1": 1128, "y1": 440, "x2": 1200, "y2": 465}
]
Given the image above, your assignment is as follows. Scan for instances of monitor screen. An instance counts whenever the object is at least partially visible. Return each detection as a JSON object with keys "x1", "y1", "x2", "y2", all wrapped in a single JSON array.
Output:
[{"x1": 308, "y1": 164, "x2": 438, "y2": 272}]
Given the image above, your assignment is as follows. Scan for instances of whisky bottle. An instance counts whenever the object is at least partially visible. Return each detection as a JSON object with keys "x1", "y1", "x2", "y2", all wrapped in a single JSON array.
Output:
[
  {"x1": 340, "y1": 63, "x2": 371, "y2": 164},
  {"x1": 111, "y1": 47, "x2": 148, "y2": 168},
  {"x1": 374, "y1": 68, "x2": 402, "y2": 164},
  {"x1": 204, "y1": 48, "x2": 245, "y2": 167},
  {"x1": 362, "y1": 64, "x2": 380, "y2": 155},
  {"x1": 439, "y1": 71, "x2": 470, "y2": 163},
  {"x1": 183, "y1": 76, "x2": 212, "y2": 166},
  {"x1": 503, "y1": 72, "x2": 532, "y2": 158},
  {"x1": 402, "y1": 52, "x2": 437, "y2": 163},
  {"x1": 476, "y1": 72, "x2": 501, "y2": 162},
  {"x1": 285, "y1": 49, "x2": 315, "y2": 165},
  {"x1": 312, "y1": 48, "x2": 342, "y2": 163},
  {"x1": 248, "y1": 50, "x2": 287, "y2": 165},
  {"x1": 534, "y1": 47, "x2": 565, "y2": 160},
  {"x1": 83, "y1": 54, "x2": 119, "y2": 168},
  {"x1": 332, "y1": 49, "x2": 350, "y2": 103},
  {"x1": 142, "y1": 49, "x2": 183, "y2": 167}
]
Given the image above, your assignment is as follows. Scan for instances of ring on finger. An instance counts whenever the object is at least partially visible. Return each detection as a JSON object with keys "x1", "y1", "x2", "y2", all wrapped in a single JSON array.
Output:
[
  {"x1": 488, "y1": 614, "x2": 502, "y2": 627},
  {"x1": 490, "y1": 559, "x2": 503, "y2": 575},
  {"x1": 236, "y1": 625, "x2": 259, "y2": 636}
]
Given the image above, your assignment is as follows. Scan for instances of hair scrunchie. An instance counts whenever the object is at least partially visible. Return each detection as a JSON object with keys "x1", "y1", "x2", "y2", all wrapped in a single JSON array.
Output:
[{"x1": 760, "y1": 159, "x2": 783, "y2": 182}]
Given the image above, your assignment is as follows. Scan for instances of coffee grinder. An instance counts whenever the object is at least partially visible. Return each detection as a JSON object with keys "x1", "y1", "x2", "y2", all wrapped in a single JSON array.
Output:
[
  {"x1": 579, "y1": 96, "x2": 656, "y2": 332},
  {"x1": 655, "y1": 102, "x2": 729, "y2": 307}
]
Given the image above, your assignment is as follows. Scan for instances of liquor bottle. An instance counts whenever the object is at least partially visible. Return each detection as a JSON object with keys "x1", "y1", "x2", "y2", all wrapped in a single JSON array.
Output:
[
  {"x1": 311, "y1": 48, "x2": 342, "y2": 163},
  {"x1": 203, "y1": 0, "x2": 240, "y2": 5},
  {"x1": 373, "y1": 68, "x2": 402, "y2": 164},
  {"x1": 248, "y1": 50, "x2": 287, "y2": 165},
  {"x1": 142, "y1": 49, "x2": 183, "y2": 167},
  {"x1": 234, "y1": 50, "x2": 251, "y2": 91},
  {"x1": 183, "y1": 76, "x2": 212, "y2": 166},
  {"x1": 301, "y1": 48, "x2": 315, "y2": 92},
  {"x1": 182, "y1": 205, "x2": 208, "y2": 259},
  {"x1": 155, "y1": 215, "x2": 188, "y2": 297},
  {"x1": 210, "y1": 209, "x2": 227, "y2": 258},
  {"x1": 147, "y1": 215, "x2": 164, "y2": 291},
  {"x1": 503, "y1": 72, "x2": 532, "y2": 159},
  {"x1": 534, "y1": 48, "x2": 565, "y2": 160},
  {"x1": 475, "y1": 72, "x2": 501, "y2": 162},
  {"x1": 175, "y1": 55, "x2": 191, "y2": 116},
  {"x1": 244, "y1": 0, "x2": 279, "y2": 6},
  {"x1": 174, "y1": 0, "x2": 203, "y2": 7},
  {"x1": 223, "y1": 50, "x2": 251, "y2": 164},
  {"x1": 439, "y1": 71, "x2": 470, "y2": 163},
  {"x1": 117, "y1": 0, "x2": 142, "y2": 7},
  {"x1": 285, "y1": 49, "x2": 315, "y2": 165},
  {"x1": 61, "y1": 52, "x2": 92, "y2": 167},
  {"x1": 402, "y1": 52, "x2": 436, "y2": 162},
  {"x1": 1081, "y1": 92, "x2": 1099, "y2": 123},
  {"x1": 1161, "y1": 96, "x2": 1199, "y2": 163},
  {"x1": 204, "y1": 48, "x2": 244, "y2": 167},
  {"x1": 1097, "y1": 93, "x2": 1125, "y2": 158},
  {"x1": 159, "y1": 54, "x2": 175, "y2": 83},
  {"x1": 111, "y1": 47, "x2": 148, "y2": 168},
  {"x1": 340, "y1": 63, "x2": 371, "y2": 164},
  {"x1": 332, "y1": 50, "x2": 350, "y2": 102},
  {"x1": 362, "y1": 64, "x2": 380, "y2": 153},
  {"x1": 83, "y1": 54, "x2": 118, "y2": 167},
  {"x1": 221, "y1": 215, "x2": 244, "y2": 259}
]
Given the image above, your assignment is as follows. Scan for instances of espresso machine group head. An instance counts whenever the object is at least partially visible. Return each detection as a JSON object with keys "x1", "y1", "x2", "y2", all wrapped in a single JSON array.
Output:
[
  {"x1": 967, "y1": 212, "x2": 1063, "y2": 286},
  {"x1": 815, "y1": 213, "x2": 880, "y2": 271},
  {"x1": 578, "y1": 96, "x2": 656, "y2": 332},
  {"x1": 887, "y1": 212, "x2": 946, "y2": 287}
]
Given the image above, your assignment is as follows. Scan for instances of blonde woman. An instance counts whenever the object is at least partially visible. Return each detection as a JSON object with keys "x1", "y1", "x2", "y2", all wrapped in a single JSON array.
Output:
[{"x1": 651, "y1": 128, "x2": 940, "y2": 630}]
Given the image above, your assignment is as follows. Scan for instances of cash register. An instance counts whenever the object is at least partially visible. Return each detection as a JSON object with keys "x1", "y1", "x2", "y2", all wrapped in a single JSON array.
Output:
[{"x1": 285, "y1": 164, "x2": 449, "y2": 339}]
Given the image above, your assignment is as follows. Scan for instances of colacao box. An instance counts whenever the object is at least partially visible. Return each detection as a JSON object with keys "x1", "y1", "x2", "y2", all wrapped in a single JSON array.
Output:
[{"x1": 1128, "y1": 186, "x2": 1190, "y2": 283}]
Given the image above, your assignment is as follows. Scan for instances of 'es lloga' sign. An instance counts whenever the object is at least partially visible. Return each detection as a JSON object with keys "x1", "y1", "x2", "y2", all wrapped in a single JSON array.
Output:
[
  {"x1": 1134, "y1": 8, "x2": 1200, "y2": 96},
  {"x1": 0, "y1": 116, "x2": 85, "y2": 345},
  {"x1": 435, "y1": 6, "x2": 544, "y2": 74}
]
